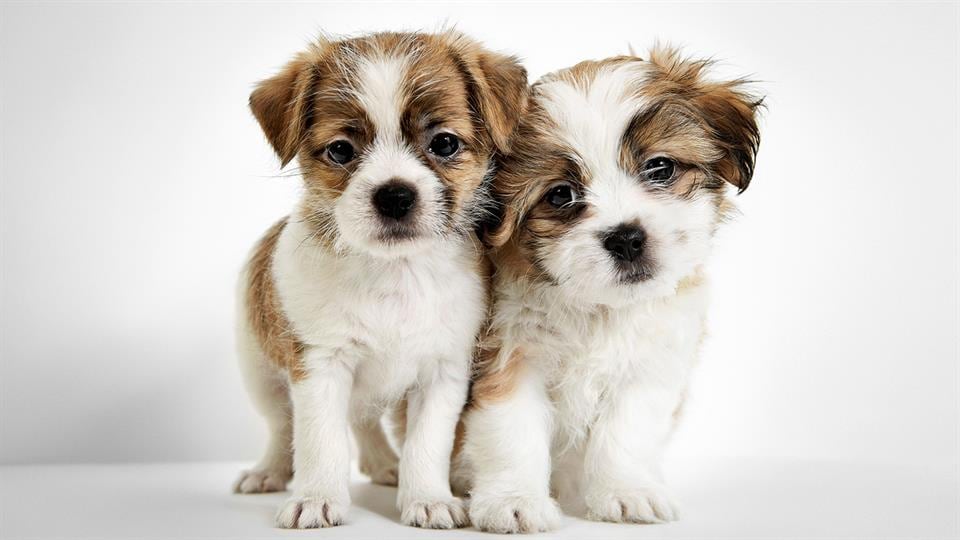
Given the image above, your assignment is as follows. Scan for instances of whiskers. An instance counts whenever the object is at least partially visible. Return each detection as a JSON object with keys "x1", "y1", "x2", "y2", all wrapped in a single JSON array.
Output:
[
  {"x1": 293, "y1": 208, "x2": 341, "y2": 253},
  {"x1": 255, "y1": 166, "x2": 306, "y2": 180}
]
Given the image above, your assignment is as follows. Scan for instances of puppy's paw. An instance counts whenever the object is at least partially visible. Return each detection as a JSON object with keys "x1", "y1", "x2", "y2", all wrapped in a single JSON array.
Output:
[
  {"x1": 359, "y1": 457, "x2": 399, "y2": 487},
  {"x1": 586, "y1": 485, "x2": 679, "y2": 524},
  {"x1": 399, "y1": 496, "x2": 469, "y2": 529},
  {"x1": 275, "y1": 495, "x2": 348, "y2": 528},
  {"x1": 469, "y1": 493, "x2": 562, "y2": 533},
  {"x1": 233, "y1": 467, "x2": 291, "y2": 494}
]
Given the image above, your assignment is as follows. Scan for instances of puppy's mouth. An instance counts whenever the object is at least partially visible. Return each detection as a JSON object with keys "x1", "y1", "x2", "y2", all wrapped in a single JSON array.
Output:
[
  {"x1": 619, "y1": 265, "x2": 656, "y2": 284},
  {"x1": 375, "y1": 223, "x2": 422, "y2": 243}
]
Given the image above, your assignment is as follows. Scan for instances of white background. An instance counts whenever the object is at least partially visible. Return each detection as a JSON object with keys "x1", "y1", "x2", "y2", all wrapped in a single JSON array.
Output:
[{"x1": 1, "y1": 1, "x2": 957, "y2": 481}]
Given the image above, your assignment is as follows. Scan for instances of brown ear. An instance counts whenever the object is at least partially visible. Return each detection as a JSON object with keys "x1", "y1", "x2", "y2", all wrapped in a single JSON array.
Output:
[
  {"x1": 647, "y1": 46, "x2": 762, "y2": 192},
  {"x1": 447, "y1": 33, "x2": 529, "y2": 154},
  {"x1": 249, "y1": 52, "x2": 318, "y2": 167},
  {"x1": 693, "y1": 83, "x2": 762, "y2": 192},
  {"x1": 473, "y1": 51, "x2": 529, "y2": 153}
]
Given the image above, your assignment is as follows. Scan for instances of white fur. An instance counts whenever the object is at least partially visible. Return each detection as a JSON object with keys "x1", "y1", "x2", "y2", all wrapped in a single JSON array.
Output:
[
  {"x1": 237, "y1": 51, "x2": 485, "y2": 529},
  {"x1": 465, "y1": 368, "x2": 561, "y2": 533},
  {"x1": 466, "y1": 64, "x2": 720, "y2": 531}
]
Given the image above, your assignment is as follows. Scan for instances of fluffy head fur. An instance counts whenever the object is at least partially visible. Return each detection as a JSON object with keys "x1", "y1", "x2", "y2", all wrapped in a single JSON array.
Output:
[
  {"x1": 487, "y1": 47, "x2": 761, "y2": 306},
  {"x1": 250, "y1": 31, "x2": 528, "y2": 258}
]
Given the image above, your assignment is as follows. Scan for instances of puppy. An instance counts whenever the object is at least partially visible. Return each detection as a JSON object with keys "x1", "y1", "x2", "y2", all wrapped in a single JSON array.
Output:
[
  {"x1": 233, "y1": 31, "x2": 526, "y2": 529},
  {"x1": 463, "y1": 48, "x2": 762, "y2": 533}
]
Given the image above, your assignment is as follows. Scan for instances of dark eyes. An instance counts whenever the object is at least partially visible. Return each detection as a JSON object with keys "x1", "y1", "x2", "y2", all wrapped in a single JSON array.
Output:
[
  {"x1": 545, "y1": 184, "x2": 576, "y2": 208},
  {"x1": 326, "y1": 140, "x2": 355, "y2": 165},
  {"x1": 642, "y1": 157, "x2": 676, "y2": 184},
  {"x1": 323, "y1": 133, "x2": 459, "y2": 166},
  {"x1": 428, "y1": 133, "x2": 460, "y2": 158}
]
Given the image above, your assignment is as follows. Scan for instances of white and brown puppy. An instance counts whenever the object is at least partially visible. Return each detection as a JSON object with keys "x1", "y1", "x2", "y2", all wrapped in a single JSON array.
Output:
[
  {"x1": 463, "y1": 49, "x2": 761, "y2": 533},
  {"x1": 234, "y1": 31, "x2": 526, "y2": 529}
]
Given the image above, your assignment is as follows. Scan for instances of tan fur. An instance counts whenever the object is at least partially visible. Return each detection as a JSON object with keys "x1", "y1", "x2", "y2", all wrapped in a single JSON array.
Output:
[
  {"x1": 244, "y1": 217, "x2": 307, "y2": 381},
  {"x1": 472, "y1": 346, "x2": 527, "y2": 405}
]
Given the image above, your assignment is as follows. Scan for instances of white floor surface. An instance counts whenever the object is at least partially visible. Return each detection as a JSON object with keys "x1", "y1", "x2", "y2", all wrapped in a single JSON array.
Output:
[{"x1": 1, "y1": 458, "x2": 957, "y2": 539}]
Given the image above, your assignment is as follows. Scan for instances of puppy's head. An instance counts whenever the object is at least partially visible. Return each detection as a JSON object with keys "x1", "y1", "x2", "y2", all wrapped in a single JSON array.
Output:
[
  {"x1": 489, "y1": 48, "x2": 762, "y2": 306},
  {"x1": 251, "y1": 31, "x2": 527, "y2": 257}
]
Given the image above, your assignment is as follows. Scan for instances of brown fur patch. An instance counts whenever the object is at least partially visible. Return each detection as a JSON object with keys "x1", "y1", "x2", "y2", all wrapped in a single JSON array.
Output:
[
  {"x1": 471, "y1": 346, "x2": 527, "y2": 404},
  {"x1": 245, "y1": 218, "x2": 307, "y2": 380},
  {"x1": 451, "y1": 416, "x2": 467, "y2": 466},
  {"x1": 639, "y1": 47, "x2": 762, "y2": 193}
]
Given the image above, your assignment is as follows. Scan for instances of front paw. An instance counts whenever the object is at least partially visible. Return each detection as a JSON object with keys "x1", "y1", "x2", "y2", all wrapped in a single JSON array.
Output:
[
  {"x1": 586, "y1": 484, "x2": 679, "y2": 524},
  {"x1": 275, "y1": 494, "x2": 348, "y2": 528},
  {"x1": 399, "y1": 496, "x2": 469, "y2": 529},
  {"x1": 469, "y1": 493, "x2": 561, "y2": 533}
]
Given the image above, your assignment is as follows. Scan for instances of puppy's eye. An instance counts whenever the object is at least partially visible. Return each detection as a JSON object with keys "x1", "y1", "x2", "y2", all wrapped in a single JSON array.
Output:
[
  {"x1": 428, "y1": 133, "x2": 460, "y2": 158},
  {"x1": 326, "y1": 140, "x2": 355, "y2": 165},
  {"x1": 643, "y1": 157, "x2": 676, "y2": 183},
  {"x1": 545, "y1": 184, "x2": 576, "y2": 208}
]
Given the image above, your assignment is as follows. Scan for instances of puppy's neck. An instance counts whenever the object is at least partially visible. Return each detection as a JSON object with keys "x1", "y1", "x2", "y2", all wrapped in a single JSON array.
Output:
[{"x1": 496, "y1": 265, "x2": 708, "y2": 323}]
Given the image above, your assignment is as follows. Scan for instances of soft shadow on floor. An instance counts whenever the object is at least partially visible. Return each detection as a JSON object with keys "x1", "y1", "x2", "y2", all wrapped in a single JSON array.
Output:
[{"x1": 351, "y1": 481, "x2": 402, "y2": 522}]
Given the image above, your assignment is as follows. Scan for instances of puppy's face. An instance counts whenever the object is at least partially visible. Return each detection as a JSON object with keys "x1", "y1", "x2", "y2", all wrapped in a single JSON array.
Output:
[
  {"x1": 491, "y1": 49, "x2": 761, "y2": 306},
  {"x1": 251, "y1": 32, "x2": 526, "y2": 257}
]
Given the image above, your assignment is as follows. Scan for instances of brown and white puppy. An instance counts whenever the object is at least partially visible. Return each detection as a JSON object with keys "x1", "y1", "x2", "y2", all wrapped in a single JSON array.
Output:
[
  {"x1": 233, "y1": 31, "x2": 526, "y2": 529},
  {"x1": 462, "y1": 48, "x2": 762, "y2": 533}
]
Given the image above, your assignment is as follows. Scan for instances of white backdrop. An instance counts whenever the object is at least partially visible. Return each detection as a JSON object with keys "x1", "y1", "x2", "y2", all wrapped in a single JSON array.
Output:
[{"x1": 1, "y1": 2, "x2": 957, "y2": 471}]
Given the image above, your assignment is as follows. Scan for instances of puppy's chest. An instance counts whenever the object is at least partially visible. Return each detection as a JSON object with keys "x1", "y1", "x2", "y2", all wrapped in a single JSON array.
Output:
[
  {"x1": 521, "y1": 292, "x2": 707, "y2": 431},
  {"x1": 276, "y1": 228, "x2": 485, "y2": 359},
  {"x1": 357, "y1": 261, "x2": 482, "y2": 354}
]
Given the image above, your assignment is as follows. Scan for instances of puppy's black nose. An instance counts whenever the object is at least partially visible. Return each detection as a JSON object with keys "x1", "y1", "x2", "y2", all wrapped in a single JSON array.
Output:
[
  {"x1": 373, "y1": 182, "x2": 417, "y2": 220},
  {"x1": 603, "y1": 226, "x2": 646, "y2": 262}
]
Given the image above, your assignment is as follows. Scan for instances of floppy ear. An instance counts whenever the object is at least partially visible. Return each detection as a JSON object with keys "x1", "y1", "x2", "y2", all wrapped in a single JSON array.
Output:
[
  {"x1": 249, "y1": 52, "x2": 318, "y2": 167},
  {"x1": 447, "y1": 34, "x2": 529, "y2": 154},
  {"x1": 472, "y1": 51, "x2": 529, "y2": 154},
  {"x1": 693, "y1": 83, "x2": 762, "y2": 192},
  {"x1": 647, "y1": 46, "x2": 762, "y2": 192}
]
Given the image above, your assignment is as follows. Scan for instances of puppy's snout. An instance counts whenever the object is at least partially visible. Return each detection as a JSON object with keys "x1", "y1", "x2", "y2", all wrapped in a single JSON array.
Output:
[
  {"x1": 373, "y1": 181, "x2": 417, "y2": 220},
  {"x1": 603, "y1": 226, "x2": 646, "y2": 263}
]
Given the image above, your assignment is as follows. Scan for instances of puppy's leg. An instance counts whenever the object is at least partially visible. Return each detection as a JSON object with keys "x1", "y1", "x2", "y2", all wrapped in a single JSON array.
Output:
[
  {"x1": 353, "y1": 415, "x2": 399, "y2": 486},
  {"x1": 275, "y1": 350, "x2": 356, "y2": 529},
  {"x1": 465, "y1": 368, "x2": 561, "y2": 533},
  {"x1": 583, "y1": 384, "x2": 681, "y2": 524},
  {"x1": 233, "y1": 328, "x2": 293, "y2": 494},
  {"x1": 396, "y1": 361, "x2": 470, "y2": 529}
]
